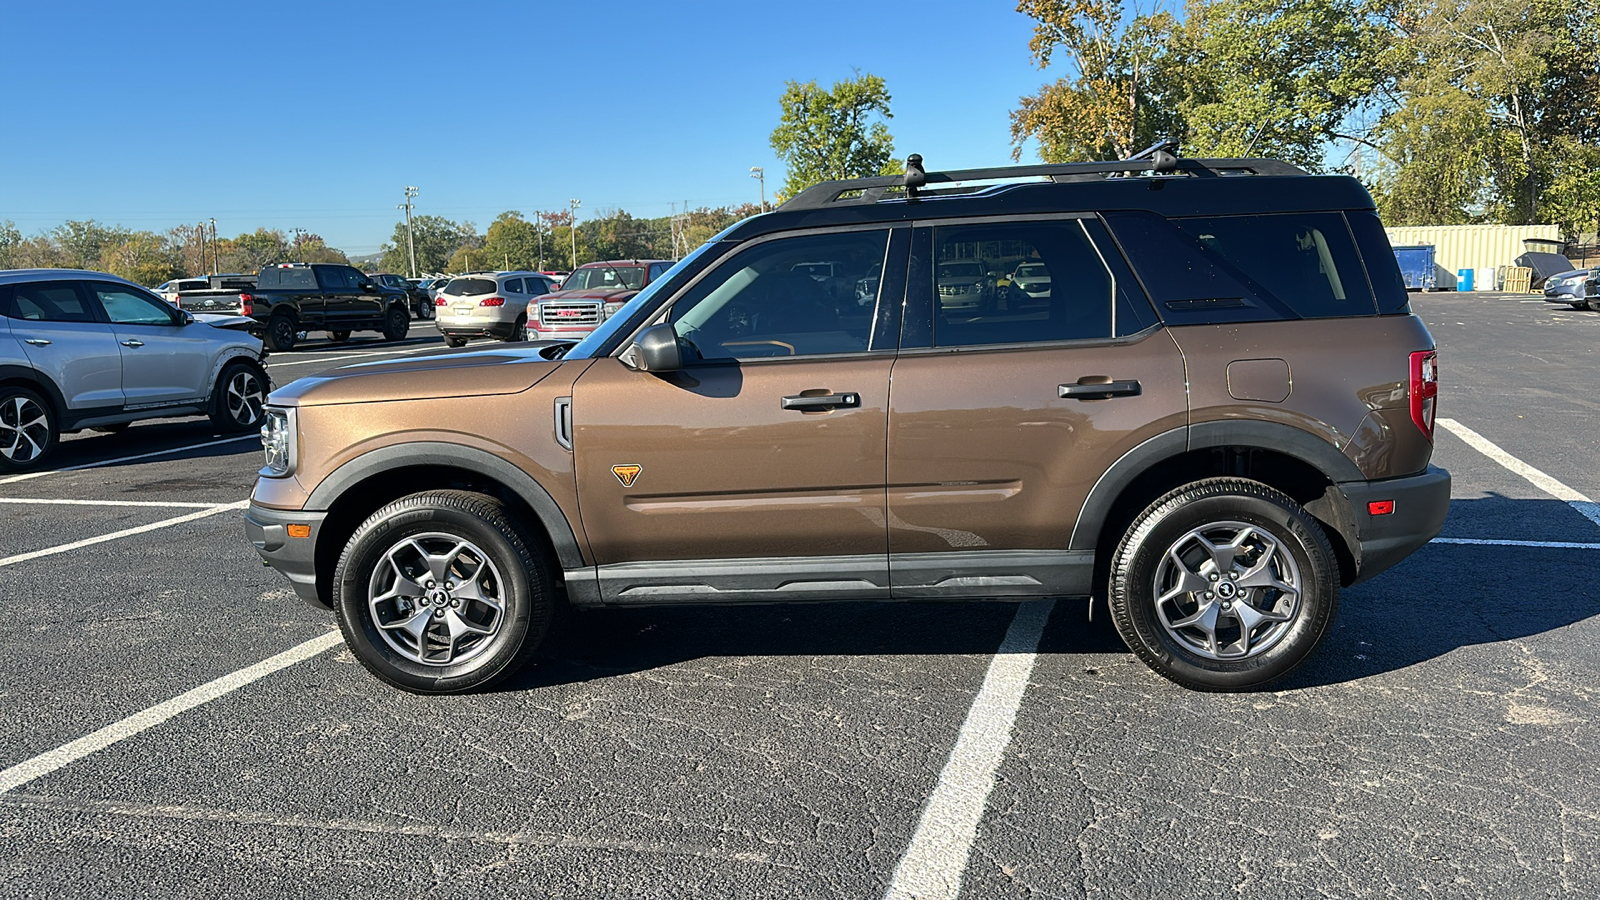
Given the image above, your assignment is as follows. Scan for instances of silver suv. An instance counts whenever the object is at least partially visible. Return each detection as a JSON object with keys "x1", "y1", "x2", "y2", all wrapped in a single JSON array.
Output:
[
  {"x1": 435, "y1": 271, "x2": 559, "y2": 347},
  {"x1": 0, "y1": 269, "x2": 270, "y2": 471}
]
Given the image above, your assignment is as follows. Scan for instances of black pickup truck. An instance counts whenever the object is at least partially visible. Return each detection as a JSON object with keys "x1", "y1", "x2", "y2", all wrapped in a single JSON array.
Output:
[{"x1": 242, "y1": 263, "x2": 411, "y2": 351}]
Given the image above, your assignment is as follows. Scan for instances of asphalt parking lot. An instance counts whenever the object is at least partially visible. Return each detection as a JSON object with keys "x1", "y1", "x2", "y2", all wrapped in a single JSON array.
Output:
[{"x1": 2, "y1": 297, "x2": 1598, "y2": 898}]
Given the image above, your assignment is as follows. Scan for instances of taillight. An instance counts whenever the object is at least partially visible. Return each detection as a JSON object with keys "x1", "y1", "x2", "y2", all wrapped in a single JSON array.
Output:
[
  {"x1": 1409, "y1": 349, "x2": 1438, "y2": 440},
  {"x1": 435, "y1": 297, "x2": 447, "y2": 306},
  {"x1": 480, "y1": 297, "x2": 505, "y2": 307},
  {"x1": 239, "y1": 293, "x2": 253, "y2": 317}
]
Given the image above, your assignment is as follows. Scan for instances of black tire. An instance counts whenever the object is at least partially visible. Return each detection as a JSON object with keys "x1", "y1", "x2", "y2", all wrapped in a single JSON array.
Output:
[
  {"x1": 264, "y1": 314, "x2": 298, "y2": 352},
  {"x1": 1107, "y1": 478, "x2": 1338, "y2": 691},
  {"x1": 208, "y1": 360, "x2": 269, "y2": 432},
  {"x1": 381, "y1": 306, "x2": 409, "y2": 342},
  {"x1": 0, "y1": 385, "x2": 57, "y2": 472},
  {"x1": 329, "y1": 330, "x2": 352, "y2": 343},
  {"x1": 1586, "y1": 298, "x2": 1600, "y2": 312},
  {"x1": 414, "y1": 298, "x2": 433, "y2": 320},
  {"x1": 91, "y1": 423, "x2": 131, "y2": 434},
  {"x1": 500, "y1": 315, "x2": 526, "y2": 342},
  {"x1": 333, "y1": 490, "x2": 552, "y2": 694},
  {"x1": 444, "y1": 336, "x2": 468, "y2": 348}
]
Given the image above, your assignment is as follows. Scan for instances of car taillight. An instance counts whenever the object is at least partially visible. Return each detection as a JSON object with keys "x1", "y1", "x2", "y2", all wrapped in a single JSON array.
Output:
[
  {"x1": 480, "y1": 297, "x2": 505, "y2": 307},
  {"x1": 239, "y1": 293, "x2": 253, "y2": 317},
  {"x1": 1409, "y1": 349, "x2": 1438, "y2": 440},
  {"x1": 435, "y1": 297, "x2": 447, "y2": 306}
]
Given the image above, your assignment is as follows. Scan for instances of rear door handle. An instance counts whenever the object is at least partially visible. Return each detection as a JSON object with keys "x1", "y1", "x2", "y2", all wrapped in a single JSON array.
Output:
[
  {"x1": 782, "y1": 392, "x2": 860, "y2": 411},
  {"x1": 23, "y1": 339, "x2": 51, "y2": 346},
  {"x1": 120, "y1": 340, "x2": 145, "y2": 348},
  {"x1": 1059, "y1": 379, "x2": 1141, "y2": 400}
]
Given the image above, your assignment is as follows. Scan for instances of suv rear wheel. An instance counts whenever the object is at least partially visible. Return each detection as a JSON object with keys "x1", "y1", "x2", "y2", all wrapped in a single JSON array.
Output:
[
  {"x1": 0, "y1": 386, "x2": 56, "y2": 472},
  {"x1": 332, "y1": 490, "x2": 553, "y2": 694},
  {"x1": 265, "y1": 314, "x2": 298, "y2": 352},
  {"x1": 1108, "y1": 478, "x2": 1337, "y2": 691}
]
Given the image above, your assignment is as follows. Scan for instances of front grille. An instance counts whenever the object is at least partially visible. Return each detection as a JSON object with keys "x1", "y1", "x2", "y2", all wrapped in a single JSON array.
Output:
[
  {"x1": 540, "y1": 302, "x2": 601, "y2": 326},
  {"x1": 938, "y1": 283, "x2": 977, "y2": 296}
]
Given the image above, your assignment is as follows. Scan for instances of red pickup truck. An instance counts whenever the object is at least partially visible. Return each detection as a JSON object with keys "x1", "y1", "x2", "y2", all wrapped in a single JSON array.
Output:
[{"x1": 525, "y1": 259, "x2": 674, "y2": 341}]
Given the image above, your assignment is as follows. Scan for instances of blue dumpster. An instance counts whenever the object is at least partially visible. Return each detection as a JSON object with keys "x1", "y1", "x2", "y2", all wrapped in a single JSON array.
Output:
[
  {"x1": 1457, "y1": 268, "x2": 1474, "y2": 292},
  {"x1": 1393, "y1": 245, "x2": 1436, "y2": 290}
]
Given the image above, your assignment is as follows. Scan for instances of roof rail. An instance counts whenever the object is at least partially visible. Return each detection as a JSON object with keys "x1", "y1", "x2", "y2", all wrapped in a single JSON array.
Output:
[{"x1": 779, "y1": 146, "x2": 1309, "y2": 212}]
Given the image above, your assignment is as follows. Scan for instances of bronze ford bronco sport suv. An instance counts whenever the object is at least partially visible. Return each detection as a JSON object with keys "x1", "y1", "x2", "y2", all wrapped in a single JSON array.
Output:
[{"x1": 247, "y1": 146, "x2": 1450, "y2": 694}]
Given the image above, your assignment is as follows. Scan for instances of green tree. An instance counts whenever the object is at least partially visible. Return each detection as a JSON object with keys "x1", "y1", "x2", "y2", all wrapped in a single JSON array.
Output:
[
  {"x1": 51, "y1": 220, "x2": 130, "y2": 270},
  {"x1": 103, "y1": 231, "x2": 183, "y2": 286},
  {"x1": 481, "y1": 212, "x2": 540, "y2": 270},
  {"x1": 292, "y1": 231, "x2": 349, "y2": 265},
  {"x1": 0, "y1": 221, "x2": 21, "y2": 270},
  {"x1": 1010, "y1": 0, "x2": 1181, "y2": 162},
  {"x1": 770, "y1": 73, "x2": 899, "y2": 197},
  {"x1": 380, "y1": 215, "x2": 476, "y2": 274},
  {"x1": 220, "y1": 228, "x2": 291, "y2": 273}
]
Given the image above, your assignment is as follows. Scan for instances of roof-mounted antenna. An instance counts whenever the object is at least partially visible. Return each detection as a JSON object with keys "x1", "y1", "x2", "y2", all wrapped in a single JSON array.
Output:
[
  {"x1": 1125, "y1": 136, "x2": 1180, "y2": 173},
  {"x1": 903, "y1": 154, "x2": 926, "y2": 199}
]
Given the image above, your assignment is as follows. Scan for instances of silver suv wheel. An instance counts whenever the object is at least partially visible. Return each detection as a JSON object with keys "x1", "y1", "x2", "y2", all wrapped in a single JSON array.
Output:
[
  {"x1": 367, "y1": 532, "x2": 506, "y2": 667},
  {"x1": 0, "y1": 391, "x2": 53, "y2": 467},
  {"x1": 1152, "y1": 521, "x2": 1302, "y2": 660},
  {"x1": 224, "y1": 368, "x2": 265, "y2": 426}
]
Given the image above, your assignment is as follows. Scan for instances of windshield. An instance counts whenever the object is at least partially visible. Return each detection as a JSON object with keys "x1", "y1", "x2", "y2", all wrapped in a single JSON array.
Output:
[
  {"x1": 445, "y1": 277, "x2": 496, "y2": 296},
  {"x1": 1015, "y1": 263, "x2": 1047, "y2": 279},
  {"x1": 565, "y1": 243, "x2": 723, "y2": 360},
  {"x1": 562, "y1": 265, "x2": 645, "y2": 292},
  {"x1": 939, "y1": 262, "x2": 985, "y2": 279}
]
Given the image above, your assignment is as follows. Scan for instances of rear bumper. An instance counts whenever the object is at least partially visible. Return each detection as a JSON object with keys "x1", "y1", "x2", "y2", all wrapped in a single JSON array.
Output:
[
  {"x1": 245, "y1": 503, "x2": 330, "y2": 609},
  {"x1": 1342, "y1": 465, "x2": 1451, "y2": 584},
  {"x1": 438, "y1": 321, "x2": 519, "y2": 339}
]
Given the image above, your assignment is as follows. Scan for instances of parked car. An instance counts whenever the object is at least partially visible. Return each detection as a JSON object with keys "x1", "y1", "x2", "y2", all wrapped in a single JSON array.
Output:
[
  {"x1": 248, "y1": 147, "x2": 1449, "y2": 696},
  {"x1": 935, "y1": 260, "x2": 994, "y2": 310},
  {"x1": 434, "y1": 272, "x2": 560, "y2": 347},
  {"x1": 1007, "y1": 261, "x2": 1053, "y2": 304},
  {"x1": 368, "y1": 272, "x2": 434, "y2": 320},
  {"x1": 243, "y1": 263, "x2": 412, "y2": 351},
  {"x1": 525, "y1": 260, "x2": 675, "y2": 342},
  {"x1": 0, "y1": 269, "x2": 270, "y2": 471},
  {"x1": 153, "y1": 277, "x2": 209, "y2": 304},
  {"x1": 1543, "y1": 268, "x2": 1595, "y2": 309}
]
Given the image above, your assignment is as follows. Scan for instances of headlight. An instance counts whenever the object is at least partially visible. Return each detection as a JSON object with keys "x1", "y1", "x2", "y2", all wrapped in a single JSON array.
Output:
[
  {"x1": 260, "y1": 406, "x2": 297, "y2": 477},
  {"x1": 602, "y1": 300, "x2": 626, "y2": 318}
]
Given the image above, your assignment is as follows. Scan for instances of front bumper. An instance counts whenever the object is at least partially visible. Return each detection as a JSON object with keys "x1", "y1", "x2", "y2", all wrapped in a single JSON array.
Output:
[
  {"x1": 1341, "y1": 465, "x2": 1451, "y2": 584},
  {"x1": 245, "y1": 503, "x2": 330, "y2": 609}
]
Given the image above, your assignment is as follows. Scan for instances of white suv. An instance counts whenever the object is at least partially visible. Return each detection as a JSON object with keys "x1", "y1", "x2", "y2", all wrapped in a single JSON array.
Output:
[{"x1": 434, "y1": 271, "x2": 559, "y2": 348}]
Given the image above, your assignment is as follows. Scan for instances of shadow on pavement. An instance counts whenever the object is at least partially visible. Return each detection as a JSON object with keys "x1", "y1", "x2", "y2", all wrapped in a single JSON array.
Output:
[{"x1": 507, "y1": 495, "x2": 1599, "y2": 693}]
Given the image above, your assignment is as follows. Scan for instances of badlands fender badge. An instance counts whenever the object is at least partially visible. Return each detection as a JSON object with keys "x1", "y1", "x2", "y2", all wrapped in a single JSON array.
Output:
[{"x1": 611, "y1": 464, "x2": 642, "y2": 487}]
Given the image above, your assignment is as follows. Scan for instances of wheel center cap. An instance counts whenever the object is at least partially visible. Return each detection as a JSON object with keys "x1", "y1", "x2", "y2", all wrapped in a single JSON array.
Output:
[
  {"x1": 427, "y1": 588, "x2": 450, "y2": 606},
  {"x1": 1215, "y1": 581, "x2": 1238, "y2": 601}
]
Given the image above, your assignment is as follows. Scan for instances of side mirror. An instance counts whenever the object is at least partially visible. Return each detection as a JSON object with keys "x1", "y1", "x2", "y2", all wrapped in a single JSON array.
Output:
[
  {"x1": 180, "y1": 310, "x2": 195, "y2": 325},
  {"x1": 623, "y1": 323, "x2": 683, "y2": 372}
]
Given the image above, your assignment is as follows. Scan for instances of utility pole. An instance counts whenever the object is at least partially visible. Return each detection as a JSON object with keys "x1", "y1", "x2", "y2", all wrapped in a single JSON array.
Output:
[
  {"x1": 208, "y1": 218, "x2": 218, "y2": 273},
  {"x1": 569, "y1": 198, "x2": 581, "y2": 269},
  {"x1": 196, "y1": 222, "x2": 207, "y2": 276},
  {"x1": 750, "y1": 167, "x2": 766, "y2": 212},
  {"x1": 536, "y1": 212, "x2": 544, "y2": 271},
  {"x1": 399, "y1": 186, "x2": 419, "y2": 278}
]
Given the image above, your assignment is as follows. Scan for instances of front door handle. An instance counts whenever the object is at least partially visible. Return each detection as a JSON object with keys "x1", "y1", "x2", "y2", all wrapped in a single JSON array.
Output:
[
  {"x1": 23, "y1": 338, "x2": 51, "y2": 346},
  {"x1": 1059, "y1": 379, "x2": 1141, "y2": 400},
  {"x1": 781, "y1": 392, "x2": 860, "y2": 411},
  {"x1": 120, "y1": 340, "x2": 145, "y2": 348}
]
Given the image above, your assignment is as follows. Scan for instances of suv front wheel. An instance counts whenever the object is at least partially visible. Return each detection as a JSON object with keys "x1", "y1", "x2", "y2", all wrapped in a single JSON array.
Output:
[
  {"x1": 333, "y1": 490, "x2": 552, "y2": 694},
  {"x1": 1108, "y1": 478, "x2": 1337, "y2": 691}
]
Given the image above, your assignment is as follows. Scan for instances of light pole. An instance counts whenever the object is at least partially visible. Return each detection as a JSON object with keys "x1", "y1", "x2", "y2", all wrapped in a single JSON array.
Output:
[
  {"x1": 569, "y1": 199, "x2": 581, "y2": 269},
  {"x1": 208, "y1": 218, "x2": 217, "y2": 273},
  {"x1": 399, "y1": 186, "x2": 419, "y2": 278},
  {"x1": 750, "y1": 167, "x2": 766, "y2": 212}
]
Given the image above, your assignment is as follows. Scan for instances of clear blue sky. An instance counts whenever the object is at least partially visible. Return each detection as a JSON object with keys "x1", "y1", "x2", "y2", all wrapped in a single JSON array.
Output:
[{"x1": 0, "y1": 0, "x2": 1054, "y2": 257}]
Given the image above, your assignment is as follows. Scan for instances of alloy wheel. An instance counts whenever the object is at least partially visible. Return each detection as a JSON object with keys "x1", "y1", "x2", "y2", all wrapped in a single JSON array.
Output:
[
  {"x1": 1152, "y1": 520, "x2": 1302, "y2": 660},
  {"x1": 367, "y1": 532, "x2": 506, "y2": 666},
  {"x1": 225, "y1": 369, "x2": 265, "y2": 426},
  {"x1": 0, "y1": 394, "x2": 50, "y2": 464}
]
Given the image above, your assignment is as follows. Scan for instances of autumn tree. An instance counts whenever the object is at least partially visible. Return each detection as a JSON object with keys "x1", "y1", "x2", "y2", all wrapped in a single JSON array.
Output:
[
  {"x1": 1010, "y1": 0, "x2": 1181, "y2": 162},
  {"x1": 770, "y1": 73, "x2": 900, "y2": 197},
  {"x1": 481, "y1": 212, "x2": 540, "y2": 271},
  {"x1": 379, "y1": 215, "x2": 476, "y2": 273}
]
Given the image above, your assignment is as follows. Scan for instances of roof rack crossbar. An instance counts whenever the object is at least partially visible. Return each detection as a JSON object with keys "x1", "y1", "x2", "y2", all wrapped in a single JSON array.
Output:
[{"x1": 780, "y1": 155, "x2": 1309, "y2": 211}]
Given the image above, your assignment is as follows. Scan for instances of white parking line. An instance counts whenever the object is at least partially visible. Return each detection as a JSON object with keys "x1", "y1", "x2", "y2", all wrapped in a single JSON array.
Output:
[
  {"x1": 0, "y1": 501, "x2": 246, "y2": 567},
  {"x1": 1433, "y1": 531, "x2": 1600, "y2": 547},
  {"x1": 884, "y1": 599, "x2": 1056, "y2": 900},
  {"x1": 0, "y1": 498, "x2": 222, "y2": 509},
  {"x1": 0, "y1": 631, "x2": 341, "y2": 794},
  {"x1": 1437, "y1": 418, "x2": 1600, "y2": 527},
  {"x1": 0, "y1": 435, "x2": 257, "y2": 486}
]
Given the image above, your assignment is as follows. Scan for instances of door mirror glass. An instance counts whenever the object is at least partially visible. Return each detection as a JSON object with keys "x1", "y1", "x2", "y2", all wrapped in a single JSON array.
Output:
[{"x1": 624, "y1": 323, "x2": 682, "y2": 372}]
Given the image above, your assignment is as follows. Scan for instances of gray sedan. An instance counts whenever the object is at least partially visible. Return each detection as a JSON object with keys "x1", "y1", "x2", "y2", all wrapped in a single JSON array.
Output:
[{"x1": 0, "y1": 269, "x2": 270, "y2": 471}]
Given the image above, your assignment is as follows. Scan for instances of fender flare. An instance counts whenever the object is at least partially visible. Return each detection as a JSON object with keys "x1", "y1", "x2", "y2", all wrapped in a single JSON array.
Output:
[
  {"x1": 0, "y1": 364, "x2": 79, "y2": 427},
  {"x1": 1067, "y1": 420, "x2": 1366, "y2": 552},
  {"x1": 304, "y1": 441, "x2": 583, "y2": 570}
]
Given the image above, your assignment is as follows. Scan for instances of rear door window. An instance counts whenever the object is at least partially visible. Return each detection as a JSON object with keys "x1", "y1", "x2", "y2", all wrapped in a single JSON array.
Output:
[
  {"x1": 504, "y1": 278, "x2": 524, "y2": 293},
  {"x1": 1169, "y1": 213, "x2": 1377, "y2": 319}
]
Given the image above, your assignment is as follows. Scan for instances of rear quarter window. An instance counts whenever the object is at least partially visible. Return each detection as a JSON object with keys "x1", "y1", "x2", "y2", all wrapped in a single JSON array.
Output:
[{"x1": 1345, "y1": 210, "x2": 1412, "y2": 314}]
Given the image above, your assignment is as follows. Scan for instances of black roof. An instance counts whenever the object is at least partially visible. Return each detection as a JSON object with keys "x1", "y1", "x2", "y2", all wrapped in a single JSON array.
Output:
[{"x1": 727, "y1": 155, "x2": 1376, "y2": 242}]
